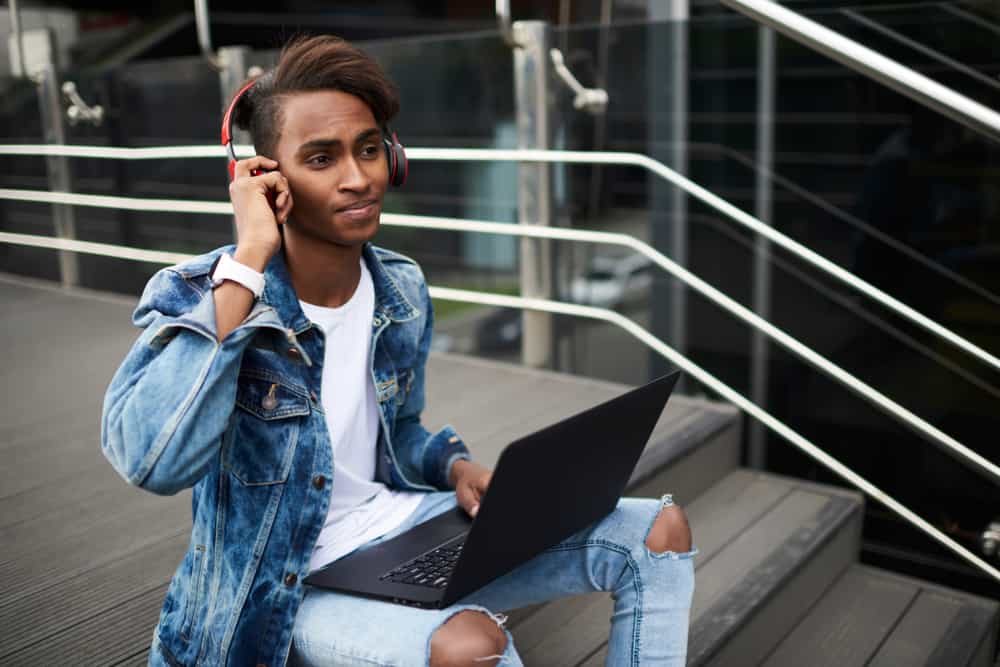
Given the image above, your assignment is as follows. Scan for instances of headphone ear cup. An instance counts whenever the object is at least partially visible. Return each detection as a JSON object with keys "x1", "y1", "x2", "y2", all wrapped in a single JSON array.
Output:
[
  {"x1": 391, "y1": 141, "x2": 408, "y2": 187},
  {"x1": 383, "y1": 137, "x2": 398, "y2": 186},
  {"x1": 384, "y1": 131, "x2": 407, "y2": 187}
]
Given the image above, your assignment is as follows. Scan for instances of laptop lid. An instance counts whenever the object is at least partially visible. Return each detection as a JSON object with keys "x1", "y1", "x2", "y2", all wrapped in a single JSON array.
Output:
[{"x1": 440, "y1": 371, "x2": 680, "y2": 605}]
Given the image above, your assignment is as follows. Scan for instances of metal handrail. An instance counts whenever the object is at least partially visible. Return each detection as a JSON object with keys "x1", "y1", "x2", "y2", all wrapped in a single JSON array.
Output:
[
  {"x1": 0, "y1": 227, "x2": 997, "y2": 583},
  {"x1": 2, "y1": 143, "x2": 998, "y2": 381},
  {"x1": 2, "y1": 184, "x2": 998, "y2": 488},
  {"x1": 718, "y1": 0, "x2": 1000, "y2": 143},
  {"x1": 4, "y1": 140, "x2": 997, "y2": 306}
]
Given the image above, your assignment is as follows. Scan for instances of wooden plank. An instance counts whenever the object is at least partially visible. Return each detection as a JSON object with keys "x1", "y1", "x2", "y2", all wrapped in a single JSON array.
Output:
[
  {"x1": 0, "y1": 484, "x2": 146, "y2": 560},
  {"x1": 707, "y1": 513, "x2": 861, "y2": 667},
  {"x1": 0, "y1": 490, "x2": 187, "y2": 607},
  {"x1": 689, "y1": 488, "x2": 861, "y2": 666},
  {"x1": 685, "y1": 469, "x2": 793, "y2": 566},
  {"x1": 0, "y1": 460, "x2": 116, "y2": 529},
  {"x1": 859, "y1": 564, "x2": 1000, "y2": 667},
  {"x1": 693, "y1": 489, "x2": 841, "y2": 621},
  {"x1": 578, "y1": 645, "x2": 607, "y2": 667},
  {"x1": 110, "y1": 649, "x2": 150, "y2": 667},
  {"x1": 925, "y1": 599, "x2": 998, "y2": 667},
  {"x1": 513, "y1": 593, "x2": 612, "y2": 666},
  {"x1": 2, "y1": 583, "x2": 168, "y2": 667},
  {"x1": 0, "y1": 402, "x2": 96, "y2": 451},
  {"x1": 0, "y1": 434, "x2": 108, "y2": 499},
  {"x1": 0, "y1": 531, "x2": 187, "y2": 659},
  {"x1": 761, "y1": 565, "x2": 916, "y2": 667},
  {"x1": 869, "y1": 588, "x2": 962, "y2": 667}
]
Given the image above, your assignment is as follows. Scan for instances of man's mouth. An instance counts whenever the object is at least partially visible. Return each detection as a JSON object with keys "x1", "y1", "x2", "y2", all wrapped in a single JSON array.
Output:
[{"x1": 336, "y1": 199, "x2": 378, "y2": 220}]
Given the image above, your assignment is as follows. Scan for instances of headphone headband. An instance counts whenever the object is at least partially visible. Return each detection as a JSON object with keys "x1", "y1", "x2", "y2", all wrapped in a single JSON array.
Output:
[{"x1": 221, "y1": 78, "x2": 259, "y2": 165}]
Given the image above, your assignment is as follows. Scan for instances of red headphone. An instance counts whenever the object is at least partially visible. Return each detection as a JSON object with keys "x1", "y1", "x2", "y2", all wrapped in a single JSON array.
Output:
[{"x1": 221, "y1": 76, "x2": 408, "y2": 187}]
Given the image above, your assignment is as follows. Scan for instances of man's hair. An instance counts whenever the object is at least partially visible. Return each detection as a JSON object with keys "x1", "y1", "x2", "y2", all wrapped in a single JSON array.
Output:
[{"x1": 230, "y1": 35, "x2": 400, "y2": 157}]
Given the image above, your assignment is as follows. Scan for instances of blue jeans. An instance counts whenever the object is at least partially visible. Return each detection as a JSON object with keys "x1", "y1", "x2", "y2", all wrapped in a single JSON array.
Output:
[{"x1": 289, "y1": 492, "x2": 696, "y2": 666}]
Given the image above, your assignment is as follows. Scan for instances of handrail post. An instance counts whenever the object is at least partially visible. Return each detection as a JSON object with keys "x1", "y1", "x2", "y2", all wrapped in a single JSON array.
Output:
[
  {"x1": 35, "y1": 53, "x2": 78, "y2": 287},
  {"x1": 649, "y1": 0, "x2": 690, "y2": 386},
  {"x1": 749, "y1": 26, "x2": 776, "y2": 469},
  {"x1": 513, "y1": 21, "x2": 555, "y2": 368}
]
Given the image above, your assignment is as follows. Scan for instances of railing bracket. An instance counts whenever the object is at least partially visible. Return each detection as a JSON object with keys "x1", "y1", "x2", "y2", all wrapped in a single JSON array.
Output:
[
  {"x1": 549, "y1": 48, "x2": 609, "y2": 114},
  {"x1": 61, "y1": 82, "x2": 104, "y2": 127}
]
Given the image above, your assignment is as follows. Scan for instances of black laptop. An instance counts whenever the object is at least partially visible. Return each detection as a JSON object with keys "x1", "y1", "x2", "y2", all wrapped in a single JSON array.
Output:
[{"x1": 304, "y1": 371, "x2": 680, "y2": 608}]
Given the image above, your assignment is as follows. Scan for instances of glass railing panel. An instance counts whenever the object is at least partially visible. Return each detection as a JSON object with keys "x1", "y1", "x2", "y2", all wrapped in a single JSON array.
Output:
[
  {"x1": 38, "y1": 56, "x2": 228, "y2": 294},
  {"x1": 548, "y1": 15, "x2": 1000, "y2": 596},
  {"x1": 793, "y1": 3, "x2": 1000, "y2": 110},
  {"x1": 0, "y1": 74, "x2": 57, "y2": 281}
]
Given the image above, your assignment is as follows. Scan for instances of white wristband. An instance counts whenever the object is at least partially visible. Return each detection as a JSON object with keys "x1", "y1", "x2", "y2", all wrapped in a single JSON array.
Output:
[{"x1": 211, "y1": 252, "x2": 266, "y2": 299}]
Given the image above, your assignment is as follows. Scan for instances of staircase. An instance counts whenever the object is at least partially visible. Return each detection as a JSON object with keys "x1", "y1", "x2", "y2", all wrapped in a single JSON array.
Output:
[
  {"x1": 424, "y1": 354, "x2": 1000, "y2": 665},
  {"x1": 0, "y1": 272, "x2": 997, "y2": 665}
]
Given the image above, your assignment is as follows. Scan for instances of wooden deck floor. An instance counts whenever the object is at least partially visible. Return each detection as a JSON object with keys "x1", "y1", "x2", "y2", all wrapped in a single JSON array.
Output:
[{"x1": 0, "y1": 273, "x2": 734, "y2": 666}]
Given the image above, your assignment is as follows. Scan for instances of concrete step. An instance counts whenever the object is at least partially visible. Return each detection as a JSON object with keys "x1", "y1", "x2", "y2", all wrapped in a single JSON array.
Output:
[
  {"x1": 762, "y1": 564, "x2": 999, "y2": 667},
  {"x1": 510, "y1": 469, "x2": 865, "y2": 666}
]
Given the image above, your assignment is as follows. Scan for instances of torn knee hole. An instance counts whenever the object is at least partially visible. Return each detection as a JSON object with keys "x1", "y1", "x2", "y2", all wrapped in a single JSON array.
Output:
[
  {"x1": 646, "y1": 502, "x2": 693, "y2": 554},
  {"x1": 430, "y1": 609, "x2": 508, "y2": 667}
]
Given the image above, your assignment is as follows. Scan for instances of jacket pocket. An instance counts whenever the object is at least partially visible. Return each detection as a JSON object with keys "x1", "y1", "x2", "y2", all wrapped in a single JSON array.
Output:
[
  {"x1": 179, "y1": 544, "x2": 206, "y2": 641},
  {"x1": 224, "y1": 373, "x2": 309, "y2": 485}
]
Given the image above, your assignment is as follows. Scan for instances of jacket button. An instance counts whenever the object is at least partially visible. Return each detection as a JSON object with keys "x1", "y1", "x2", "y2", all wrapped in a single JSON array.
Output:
[
  {"x1": 287, "y1": 347, "x2": 301, "y2": 359},
  {"x1": 284, "y1": 572, "x2": 298, "y2": 587},
  {"x1": 312, "y1": 475, "x2": 325, "y2": 490},
  {"x1": 309, "y1": 390, "x2": 318, "y2": 402}
]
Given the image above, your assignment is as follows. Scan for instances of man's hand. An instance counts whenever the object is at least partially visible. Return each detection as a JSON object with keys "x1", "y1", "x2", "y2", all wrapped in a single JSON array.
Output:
[
  {"x1": 450, "y1": 459, "x2": 493, "y2": 518},
  {"x1": 229, "y1": 155, "x2": 294, "y2": 270}
]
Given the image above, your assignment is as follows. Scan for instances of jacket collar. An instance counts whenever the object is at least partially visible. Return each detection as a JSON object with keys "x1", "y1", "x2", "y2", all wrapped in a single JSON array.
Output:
[{"x1": 260, "y1": 242, "x2": 418, "y2": 333}]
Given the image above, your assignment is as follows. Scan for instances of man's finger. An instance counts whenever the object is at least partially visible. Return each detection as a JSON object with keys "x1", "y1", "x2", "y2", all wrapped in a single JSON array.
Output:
[
  {"x1": 233, "y1": 156, "x2": 278, "y2": 180},
  {"x1": 457, "y1": 485, "x2": 478, "y2": 517}
]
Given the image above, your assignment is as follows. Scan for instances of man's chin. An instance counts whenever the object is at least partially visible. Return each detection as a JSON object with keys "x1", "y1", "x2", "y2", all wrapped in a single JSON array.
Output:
[{"x1": 330, "y1": 217, "x2": 380, "y2": 247}]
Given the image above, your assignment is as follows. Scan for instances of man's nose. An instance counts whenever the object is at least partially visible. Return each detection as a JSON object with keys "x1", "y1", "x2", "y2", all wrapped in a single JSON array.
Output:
[{"x1": 338, "y1": 156, "x2": 371, "y2": 192}]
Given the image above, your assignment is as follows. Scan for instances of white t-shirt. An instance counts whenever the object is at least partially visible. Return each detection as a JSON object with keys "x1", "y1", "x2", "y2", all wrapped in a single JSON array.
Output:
[{"x1": 300, "y1": 259, "x2": 423, "y2": 573}]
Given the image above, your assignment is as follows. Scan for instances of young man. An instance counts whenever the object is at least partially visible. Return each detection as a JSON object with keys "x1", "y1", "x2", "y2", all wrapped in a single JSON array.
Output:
[{"x1": 102, "y1": 36, "x2": 694, "y2": 667}]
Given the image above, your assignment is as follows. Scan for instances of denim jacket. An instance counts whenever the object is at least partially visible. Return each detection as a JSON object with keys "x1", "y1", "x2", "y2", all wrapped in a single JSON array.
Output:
[{"x1": 101, "y1": 242, "x2": 470, "y2": 666}]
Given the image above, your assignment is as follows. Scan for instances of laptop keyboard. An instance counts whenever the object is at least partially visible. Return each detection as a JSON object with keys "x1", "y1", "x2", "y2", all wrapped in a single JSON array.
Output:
[{"x1": 379, "y1": 538, "x2": 466, "y2": 589}]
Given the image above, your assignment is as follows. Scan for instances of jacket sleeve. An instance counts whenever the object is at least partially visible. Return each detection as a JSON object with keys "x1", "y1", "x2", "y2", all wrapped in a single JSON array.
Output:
[
  {"x1": 101, "y1": 266, "x2": 255, "y2": 495},
  {"x1": 392, "y1": 278, "x2": 471, "y2": 490}
]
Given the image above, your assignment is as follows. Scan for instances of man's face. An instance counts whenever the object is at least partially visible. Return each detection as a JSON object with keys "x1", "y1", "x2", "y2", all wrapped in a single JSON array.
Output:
[{"x1": 273, "y1": 89, "x2": 388, "y2": 248}]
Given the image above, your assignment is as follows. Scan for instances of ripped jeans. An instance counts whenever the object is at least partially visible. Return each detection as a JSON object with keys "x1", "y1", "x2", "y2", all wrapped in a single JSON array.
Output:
[{"x1": 289, "y1": 492, "x2": 696, "y2": 666}]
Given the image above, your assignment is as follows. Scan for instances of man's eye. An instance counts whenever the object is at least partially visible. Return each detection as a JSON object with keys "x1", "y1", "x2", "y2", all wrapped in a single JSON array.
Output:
[
  {"x1": 361, "y1": 144, "x2": 380, "y2": 158},
  {"x1": 308, "y1": 155, "x2": 330, "y2": 166}
]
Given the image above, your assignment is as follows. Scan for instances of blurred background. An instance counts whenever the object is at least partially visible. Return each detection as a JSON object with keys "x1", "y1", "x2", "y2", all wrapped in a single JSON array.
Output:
[{"x1": 1, "y1": 0, "x2": 998, "y2": 601}]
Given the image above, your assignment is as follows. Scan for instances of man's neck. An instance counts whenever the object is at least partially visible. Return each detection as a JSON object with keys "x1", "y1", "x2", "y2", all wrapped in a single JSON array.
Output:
[{"x1": 282, "y1": 232, "x2": 365, "y2": 308}]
